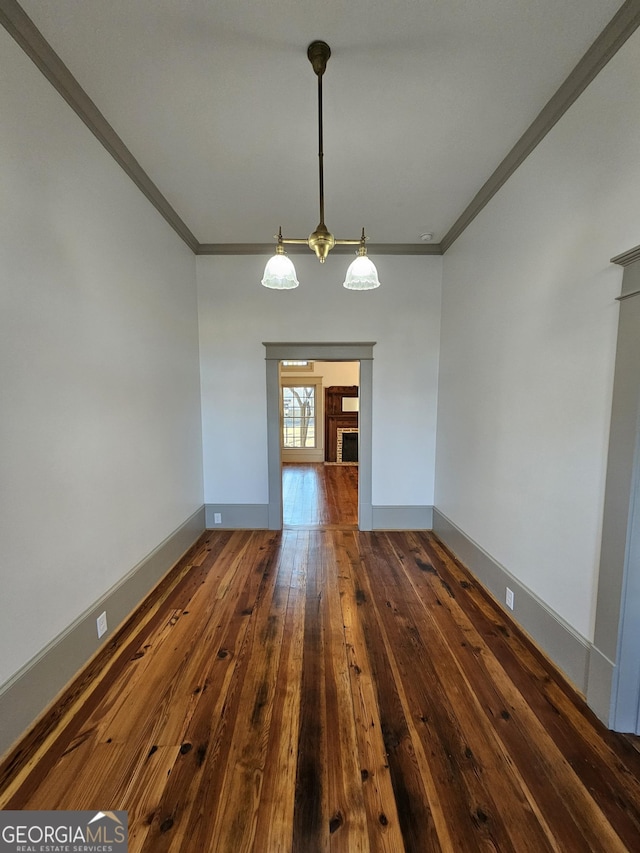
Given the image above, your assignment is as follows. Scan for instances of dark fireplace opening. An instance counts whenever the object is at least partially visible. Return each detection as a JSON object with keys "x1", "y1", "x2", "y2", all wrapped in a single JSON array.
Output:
[{"x1": 341, "y1": 432, "x2": 358, "y2": 463}]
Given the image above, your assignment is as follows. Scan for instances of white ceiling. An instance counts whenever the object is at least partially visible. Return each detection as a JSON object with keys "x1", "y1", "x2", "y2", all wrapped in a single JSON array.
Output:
[{"x1": 17, "y1": 0, "x2": 625, "y2": 246}]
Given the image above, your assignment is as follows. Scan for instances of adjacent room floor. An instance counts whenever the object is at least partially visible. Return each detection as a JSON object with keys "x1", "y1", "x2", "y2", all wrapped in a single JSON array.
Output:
[
  {"x1": 1, "y1": 465, "x2": 639, "y2": 851},
  {"x1": 282, "y1": 461, "x2": 358, "y2": 528}
]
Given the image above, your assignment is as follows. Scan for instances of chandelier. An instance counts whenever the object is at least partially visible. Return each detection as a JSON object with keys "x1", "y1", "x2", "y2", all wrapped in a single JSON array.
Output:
[{"x1": 261, "y1": 41, "x2": 381, "y2": 291}]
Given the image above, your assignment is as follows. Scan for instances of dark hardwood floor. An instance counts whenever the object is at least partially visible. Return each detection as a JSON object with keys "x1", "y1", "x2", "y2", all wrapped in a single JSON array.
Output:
[{"x1": 1, "y1": 466, "x2": 640, "y2": 851}]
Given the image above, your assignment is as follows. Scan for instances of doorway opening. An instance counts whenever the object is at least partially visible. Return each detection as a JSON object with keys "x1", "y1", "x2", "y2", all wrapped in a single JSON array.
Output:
[
  {"x1": 279, "y1": 360, "x2": 359, "y2": 527},
  {"x1": 264, "y1": 342, "x2": 375, "y2": 531}
]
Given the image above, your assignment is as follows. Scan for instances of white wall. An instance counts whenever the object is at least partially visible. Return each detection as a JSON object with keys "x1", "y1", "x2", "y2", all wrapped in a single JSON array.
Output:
[
  {"x1": 435, "y1": 29, "x2": 640, "y2": 641},
  {"x1": 197, "y1": 254, "x2": 442, "y2": 508},
  {"x1": 0, "y1": 30, "x2": 203, "y2": 687}
]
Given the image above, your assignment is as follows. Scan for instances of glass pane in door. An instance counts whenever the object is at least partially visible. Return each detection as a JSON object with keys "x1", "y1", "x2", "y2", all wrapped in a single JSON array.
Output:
[{"x1": 282, "y1": 386, "x2": 316, "y2": 448}]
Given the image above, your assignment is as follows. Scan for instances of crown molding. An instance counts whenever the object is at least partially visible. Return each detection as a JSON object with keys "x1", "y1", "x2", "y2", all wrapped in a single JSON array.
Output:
[
  {"x1": 196, "y1": 242, "x2": 443, "y2": 256},
  {"x1": 440, "y1": 0, "x2": 640, "y2": 253},
  {"x1": 2, "y1": 0, "x2": 638, "y2": 258},
  {"x1": 611, "y1": 244, "x2": 640, "y2": 267},
  {"x1": 0, "y1": 0, "x2": 199, "y2": 253}
]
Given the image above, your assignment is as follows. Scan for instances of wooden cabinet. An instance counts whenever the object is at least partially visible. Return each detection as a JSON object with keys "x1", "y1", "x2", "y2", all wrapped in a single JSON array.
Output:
[{"x1": 324, "y1": 385, "x2": 358, "y2": 462}]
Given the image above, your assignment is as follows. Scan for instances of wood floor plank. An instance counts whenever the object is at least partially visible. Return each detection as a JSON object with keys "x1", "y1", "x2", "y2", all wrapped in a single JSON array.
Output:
[
  {"x1": 201, "y1": 533, "x2": 293, "y2": 851},
  {"x1": 360, "y1": 533, "x2": 508, "y2": 852},
  {"x1": 335, "y1": 531, "x2": 406, "y2": 853},
  {"x1": 321, "y1": 530, "x2": 370, "y2": 853},
  {"x1": 254, "y1": 530, "x2": 308, "y2": 853},
  {"x1": 351, "y1": 538, "x2": 447, "y2": 852},
  {"x1": 283, "y1": 463, "x2": 357, "y2": 528},
  {"x1": 292, "y1": 530, "x2": 330, "y2": 853},
  {"x1": 136, "y1": 531, "x2": 280, "y2": 853},
  {"x1": 2, "y1": 467, "x2": 640, "y2": 851}
]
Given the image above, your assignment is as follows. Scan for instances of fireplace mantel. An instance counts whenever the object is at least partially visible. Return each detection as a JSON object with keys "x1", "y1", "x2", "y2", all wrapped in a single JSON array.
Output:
[{"x1": 325, "y1": 385, "x2": 358, "y2": 462}]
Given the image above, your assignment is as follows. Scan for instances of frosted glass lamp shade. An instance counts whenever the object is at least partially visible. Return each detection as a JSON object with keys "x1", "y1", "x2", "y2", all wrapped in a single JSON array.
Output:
[
  {"x1": 343, "y1": 255, "x2": 380, "y2": 290},
  {"x1": 261, "y1": 253, "x2": 299, "y2": 289}
]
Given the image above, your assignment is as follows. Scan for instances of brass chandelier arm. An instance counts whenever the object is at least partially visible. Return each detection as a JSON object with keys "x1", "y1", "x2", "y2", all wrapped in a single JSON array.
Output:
[
  {"x1": 276, "y1": 223, "x2": 365, "y2": 250},
  {"x1": 279, "y1": 236, "x2": 361, "y2": 245},
  {"x1": 280, "y1": 225, "x2": 368, "y2": 253}
]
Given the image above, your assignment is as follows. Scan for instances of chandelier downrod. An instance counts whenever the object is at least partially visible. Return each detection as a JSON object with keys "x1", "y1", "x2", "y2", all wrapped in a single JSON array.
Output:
[
  {"x1": 318, "y1": 60, "x2": 325, "y2": 224},
  {"x1": 307, "y1": 41, "x2": 330, "y2": 227}
]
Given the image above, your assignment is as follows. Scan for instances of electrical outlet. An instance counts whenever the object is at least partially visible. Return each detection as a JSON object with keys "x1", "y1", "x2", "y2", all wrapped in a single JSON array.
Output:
[
  {"x1": 96, "y1": 611, "x2": 108, "y2": 638},
  {"x1": 506, "y1": 588, "x2": 514, "y2": 610},
  {"x1": 214, "y1": 512, "x2": 222, "y2": 524}
]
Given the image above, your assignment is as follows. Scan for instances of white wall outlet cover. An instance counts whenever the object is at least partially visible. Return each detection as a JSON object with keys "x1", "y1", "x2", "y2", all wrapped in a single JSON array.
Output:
[
  {"x1": 506, "y1": 588, "x2": 514, "y2": 610},
  {"x1": 214, "y1": 512, "x2": 222, "y2": 524},
  {"x1": 96, "y1": 611, "x2": 108, "y2": 638}
]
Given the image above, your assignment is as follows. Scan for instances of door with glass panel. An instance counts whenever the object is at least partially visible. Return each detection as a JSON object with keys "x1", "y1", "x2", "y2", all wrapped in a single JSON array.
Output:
[{"x1": 281, "y1": 380, "x2": 323, "y2": 462}]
